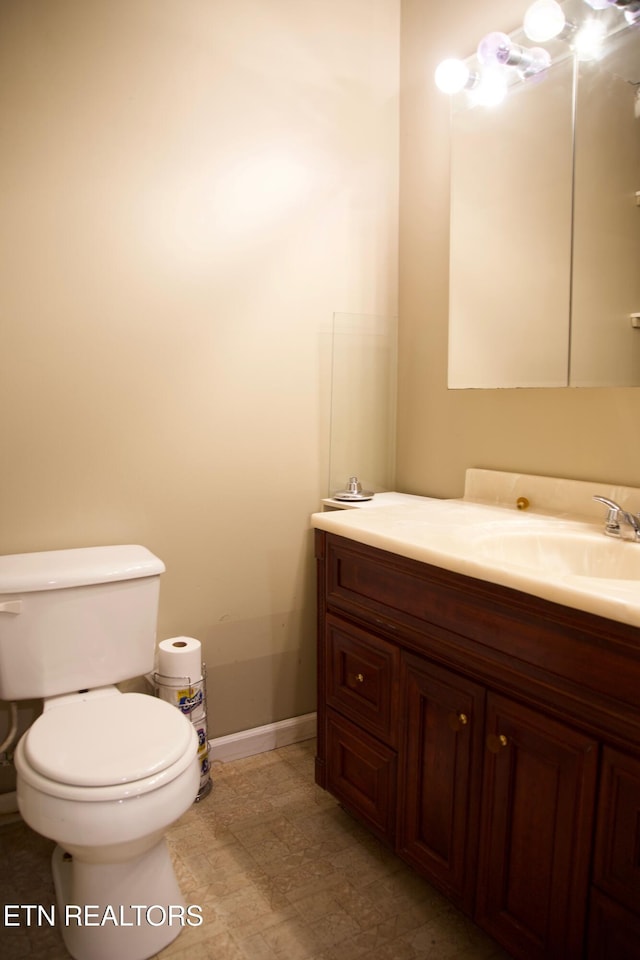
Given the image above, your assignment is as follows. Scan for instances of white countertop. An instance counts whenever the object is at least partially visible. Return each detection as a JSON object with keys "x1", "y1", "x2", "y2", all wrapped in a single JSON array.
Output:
[
  {"x1": 312, "y1": 470, "x2": 640, "y2": 630},
  {"x1": 321, "y1": 492, "x2": 433, "y2": 510}
]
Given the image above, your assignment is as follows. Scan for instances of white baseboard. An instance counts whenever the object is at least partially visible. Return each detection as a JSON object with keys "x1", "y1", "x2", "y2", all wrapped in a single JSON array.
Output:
[{"x1": 209, "y1": 712, "x2": 317, "y2": 764}]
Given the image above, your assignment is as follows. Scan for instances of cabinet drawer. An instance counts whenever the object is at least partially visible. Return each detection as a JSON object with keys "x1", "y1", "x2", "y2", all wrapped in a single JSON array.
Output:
[
  {"x1": 325, "y1": 536, "x2": 431, "y2": 630},
  {"x1": 594, "y1": 746, "x2": 640, "y2": 915},
  {"x1": 326, "y1": 614, "x2": 399, "y2": 745},
  {"x1": 325, "y1": 709, "x2": 396, "y2": 845}
]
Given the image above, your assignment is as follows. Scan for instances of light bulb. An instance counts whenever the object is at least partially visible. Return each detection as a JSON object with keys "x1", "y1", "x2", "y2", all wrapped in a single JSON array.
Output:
[
  {"x1": 623, "y1": 2, "x2": 640, "y2": 22},
  {"x1": 523, "y1": 0, "x2": 566, "y2": 41},
  {"x1": 573, "y1": 18, "x2": 606, "y2": 60},
  {"x1": 477, "y1": 32, "x2": 512, "y2": 66},
  {"x1": 518, "y1": 46, "x2": 552, "y2": 78},
  {"x1": 471, "y1": 68, "x2": 508, "y2": 107},
  {"x1": 434, "y1": 58, "x2": 471, "y2": 94}
]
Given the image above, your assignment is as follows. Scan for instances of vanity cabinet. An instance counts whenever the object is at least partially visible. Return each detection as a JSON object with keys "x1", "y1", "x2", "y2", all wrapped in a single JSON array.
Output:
[{"x1": 315, "y1": 531, "x2": 640, "y2": 960}]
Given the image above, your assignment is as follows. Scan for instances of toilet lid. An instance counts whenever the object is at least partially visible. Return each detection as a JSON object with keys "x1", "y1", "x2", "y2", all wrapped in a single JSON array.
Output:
[{"x1": 24, "y1": 693, "x2": 195, "y2": 787}]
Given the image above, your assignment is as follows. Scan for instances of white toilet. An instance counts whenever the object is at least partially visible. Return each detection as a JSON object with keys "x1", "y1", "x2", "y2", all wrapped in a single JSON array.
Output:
[{"x1": 0, "y1": 545, "x2": 201, "y2": 960}]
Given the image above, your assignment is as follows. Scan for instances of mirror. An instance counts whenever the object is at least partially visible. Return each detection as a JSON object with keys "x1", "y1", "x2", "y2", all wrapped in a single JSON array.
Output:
[
  {"x1": 571, "y1": 25, "x2": 640, "y2": 386},
  {"x1": 447, "y1": 9, "x2": 640, "y2": 389}
]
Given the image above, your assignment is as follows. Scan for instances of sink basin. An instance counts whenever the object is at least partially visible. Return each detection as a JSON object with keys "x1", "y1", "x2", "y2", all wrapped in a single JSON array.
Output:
[{"x1": 475, "y1": 528, "x2": 640, "y2": 581}]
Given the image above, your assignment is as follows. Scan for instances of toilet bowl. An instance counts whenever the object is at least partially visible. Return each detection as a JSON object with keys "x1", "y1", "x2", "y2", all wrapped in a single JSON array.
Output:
[{"x1": 15, "y1": 687, "x2": 200, "y2": 960}]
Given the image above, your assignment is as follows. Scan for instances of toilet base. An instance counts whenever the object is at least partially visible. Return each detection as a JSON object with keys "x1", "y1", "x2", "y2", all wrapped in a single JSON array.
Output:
[{"x1": 52, "y1": 838, "x2": 186, "y2": 960}]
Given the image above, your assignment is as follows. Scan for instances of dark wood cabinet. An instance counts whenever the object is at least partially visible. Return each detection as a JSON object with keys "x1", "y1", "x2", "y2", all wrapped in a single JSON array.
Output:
[
  {"x1": 315, "y1": 530, "x2": 640, "y2": 960},
  {"x1": 476, "y1": 694, "x2": 597, "y2": 960},
  {"x1": 398, "y1": 652, "x2": 484, "y2": 914},
  {"x1": 325, "y1": 708, "x2": 397, "y2": 843}
]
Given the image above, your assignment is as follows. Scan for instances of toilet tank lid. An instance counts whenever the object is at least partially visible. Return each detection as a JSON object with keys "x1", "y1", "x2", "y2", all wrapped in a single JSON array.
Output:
[{"x1": 0, "y1": 545, "x2": 165, "y2": 594}]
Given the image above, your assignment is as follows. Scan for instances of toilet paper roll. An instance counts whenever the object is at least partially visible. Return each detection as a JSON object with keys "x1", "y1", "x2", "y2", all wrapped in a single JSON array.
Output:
[{"x1": 157, "y1": 636, "x2": 202, "y2": 683}]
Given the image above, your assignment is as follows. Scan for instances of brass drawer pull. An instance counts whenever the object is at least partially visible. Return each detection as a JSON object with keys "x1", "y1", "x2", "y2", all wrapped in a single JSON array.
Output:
[
  {"x1": 448, "y1": 711, "x2": 469, "y2": 732},
  {"x1": 355, "y1": 673, "x2": 364, "y2": 683},
  {"x1": 487, "y1": 733, "x2": 509, "y2": 753}
]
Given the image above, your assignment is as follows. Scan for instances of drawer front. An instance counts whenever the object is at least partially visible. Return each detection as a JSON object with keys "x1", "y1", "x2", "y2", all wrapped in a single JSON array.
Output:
[
  {"x1": 326, "y1": 536, "x2": 431, "y2": 630},
  {"x1": 326, "y1": 614, "x2": 399, "y2": 745},
  {"x1": 325, "y1": 709, "x2": 396, "y2": 845},
  {"x1": 594, "y1": 746, "x2": 640, "y2": 914}
]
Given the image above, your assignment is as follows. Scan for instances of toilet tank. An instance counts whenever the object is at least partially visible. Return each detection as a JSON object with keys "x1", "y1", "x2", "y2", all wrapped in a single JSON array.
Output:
[{"x1": 0, "y1": 545, "x2": 165, "y2": 700}]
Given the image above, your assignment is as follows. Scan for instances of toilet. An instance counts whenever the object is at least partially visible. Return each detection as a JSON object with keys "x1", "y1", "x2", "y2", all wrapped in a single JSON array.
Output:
[{"x1": 0, "y1": 545, "x2": 200, "y2": 960}]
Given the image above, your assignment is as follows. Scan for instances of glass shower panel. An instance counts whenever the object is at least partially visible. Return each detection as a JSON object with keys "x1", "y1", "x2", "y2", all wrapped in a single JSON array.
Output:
[{"x1": 328, "y1": 312, "x2": 397, "y2": 498}]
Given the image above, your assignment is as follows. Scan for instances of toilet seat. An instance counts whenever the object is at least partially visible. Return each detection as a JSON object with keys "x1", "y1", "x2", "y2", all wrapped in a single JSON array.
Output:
[{"x1": 18, "y1": 693, "x2": 196, "y2": 802}]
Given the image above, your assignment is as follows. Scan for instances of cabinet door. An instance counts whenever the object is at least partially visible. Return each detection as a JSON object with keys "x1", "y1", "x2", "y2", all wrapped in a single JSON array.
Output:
[
  {"x1": 397, "y1": 653, "x2": 484, "y2": 914},
  {"x1": 476, "y1": 693, "x2": 597, "y2": 960},
  {"x1": 593, "y1": 746, "x2": 640, "y2": 916}
]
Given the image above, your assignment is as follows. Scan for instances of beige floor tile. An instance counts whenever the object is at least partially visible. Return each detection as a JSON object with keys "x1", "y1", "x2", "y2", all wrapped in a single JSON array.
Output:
[{"x1": 0, "y1": 738, "x2": 512, "y2": 960}]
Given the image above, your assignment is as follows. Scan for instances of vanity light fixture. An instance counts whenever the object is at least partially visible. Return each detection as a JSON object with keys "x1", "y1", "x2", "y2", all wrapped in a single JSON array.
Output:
[
  {"x1": 434, "y1": 0, "x2": 636, "y2": 102},
  {"x1": 476, "y1": 31, "x2": 552, "y2": 77}
]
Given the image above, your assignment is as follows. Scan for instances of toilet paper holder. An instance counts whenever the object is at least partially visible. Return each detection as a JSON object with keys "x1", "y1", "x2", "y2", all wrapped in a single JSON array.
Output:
[{"x1": 151, "y1": 663, "x2": 212, "y2": 802}]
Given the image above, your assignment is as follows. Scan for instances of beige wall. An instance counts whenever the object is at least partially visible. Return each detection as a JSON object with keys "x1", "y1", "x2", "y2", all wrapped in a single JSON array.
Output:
[
  {"x1": 0, "y1": 0, "x2": 399, "y2": 747},
  {"x1": 398, "y1": 0, "x2": 640, "y2": 498}
]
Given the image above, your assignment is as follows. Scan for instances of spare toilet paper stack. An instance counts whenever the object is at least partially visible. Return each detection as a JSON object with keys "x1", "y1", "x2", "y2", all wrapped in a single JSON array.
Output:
[{"x1": 156, "y1": 637, "x2": 211, "y2": 800}]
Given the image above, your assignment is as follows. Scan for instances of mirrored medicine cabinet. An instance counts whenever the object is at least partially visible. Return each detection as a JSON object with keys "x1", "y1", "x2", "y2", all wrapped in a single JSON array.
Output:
[{"x1": 447, "y1": 4, "x2": 640, "y2": 388}]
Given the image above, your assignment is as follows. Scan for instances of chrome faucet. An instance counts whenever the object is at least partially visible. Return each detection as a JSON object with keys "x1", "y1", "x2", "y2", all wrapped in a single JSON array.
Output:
[{"x1": 593, "y1": 496, "x2": 640, "y2": 541}]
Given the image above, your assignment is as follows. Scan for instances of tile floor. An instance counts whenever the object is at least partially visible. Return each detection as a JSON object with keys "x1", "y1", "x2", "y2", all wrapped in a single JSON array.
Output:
[{"x1": 0, "y1": 739, "x2": 512, "y2": 960}]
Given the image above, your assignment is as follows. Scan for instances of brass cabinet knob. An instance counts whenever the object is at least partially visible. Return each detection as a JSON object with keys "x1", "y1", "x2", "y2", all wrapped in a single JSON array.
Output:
[
  {"x1": 448, "y1": 711, "x2": 469, "y2": 732},
  {"x1": 356, "y1": 673, "x2": 364, "y2": 683},
  {"x1": 487, "y1": 733, "x2": 509, "y2": 753}
]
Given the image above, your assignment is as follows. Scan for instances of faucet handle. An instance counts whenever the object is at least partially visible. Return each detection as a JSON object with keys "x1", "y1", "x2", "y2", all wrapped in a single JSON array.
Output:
[
  {"x1": 593, "y1": 495, "x2": 622, "y2": 534},
  {"x1": 593, "y1": 495, "x2": 622, "y2": 513},
  {"x1": 593, "y1": 496, "x2": 640, "y2": 541}
]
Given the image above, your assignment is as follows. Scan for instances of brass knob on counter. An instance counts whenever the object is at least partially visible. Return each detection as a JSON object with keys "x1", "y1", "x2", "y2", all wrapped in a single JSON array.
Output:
[
  {"x1": 487, "y1": 733, "x2": 509, "y2": 753},
  {"x1": 516, "y1": 497, "x2": 530, "y2": 510}
]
